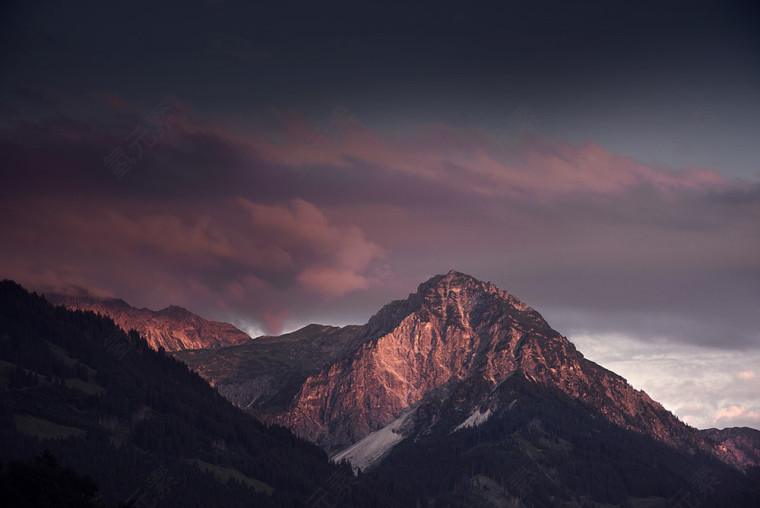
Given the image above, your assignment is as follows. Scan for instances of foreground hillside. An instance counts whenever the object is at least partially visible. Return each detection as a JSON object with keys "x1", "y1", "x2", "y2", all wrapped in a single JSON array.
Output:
[{"x1": 0, "y1": 280, "x2": 405, "y2": 507}]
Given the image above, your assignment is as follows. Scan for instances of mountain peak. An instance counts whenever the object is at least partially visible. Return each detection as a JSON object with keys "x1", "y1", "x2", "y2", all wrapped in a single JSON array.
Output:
[
  {"x1": 157, "y1": 304, "x2": 193, "y2": 317},
  {"x1": 362, "y1": 271, "x2": 533, "y2": 346},
  {"x1": 417, "y1": 270, "x2": 530, "y2": 312},
  {"x1": 420, "y1": 269, "x2": 478, "y2": 288}
]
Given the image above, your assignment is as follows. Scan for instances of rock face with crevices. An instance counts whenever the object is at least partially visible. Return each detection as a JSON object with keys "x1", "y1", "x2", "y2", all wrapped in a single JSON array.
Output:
[
  {"x1": 265, "y1": 270, "x2": 707, "y2": 455},
  {"x1": 270, "y1": 271, "x2": 538, "y2": 451}
]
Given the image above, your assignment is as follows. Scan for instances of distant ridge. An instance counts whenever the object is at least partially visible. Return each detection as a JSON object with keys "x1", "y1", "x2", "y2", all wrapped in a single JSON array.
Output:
[{"x1": 48, "y1": 293, "x2": 250, "y2": 351}]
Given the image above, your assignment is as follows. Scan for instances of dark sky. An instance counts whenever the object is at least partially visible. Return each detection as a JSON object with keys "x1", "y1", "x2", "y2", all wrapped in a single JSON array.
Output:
[{"x1": 1, "y1": 0, "x2": 759, "y2": 428}]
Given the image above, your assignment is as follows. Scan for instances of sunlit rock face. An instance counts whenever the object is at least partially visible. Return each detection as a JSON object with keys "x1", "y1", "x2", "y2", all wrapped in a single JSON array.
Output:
[
  {"x1": 177, "y1": 270, "x2": 744, "y2": 469},
  {"x1": 271, "y1": 270, "x2": 536, "y2": 451},
  {"x1": 48, "y1": 294, "x2": 250, "y2": 351}
]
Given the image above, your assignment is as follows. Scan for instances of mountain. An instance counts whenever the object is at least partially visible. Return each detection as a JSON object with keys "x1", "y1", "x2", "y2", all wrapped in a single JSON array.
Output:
[
  {"x1": 177, "y1": 270, "x2": 760, "y2": 506},
  {"x1": 177, "y1": 271, "x2": 705, "y2": 454},
  {"x1": 702, "y1": 427, "x2": 760, "y2": 469},
  {"x1": 48, "y1": 293, "x2": 250, "y2": 351},
  {"x1": 176, "y1": 323, "x2": 364, "y2": 411},
  {"x1": 0, "y1": 280, "x2": 406, "y2": 507}
]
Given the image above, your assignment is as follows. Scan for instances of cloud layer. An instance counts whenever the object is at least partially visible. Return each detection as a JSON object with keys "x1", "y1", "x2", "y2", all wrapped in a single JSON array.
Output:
[
  {"x1": 571, "y1": 333, "x2": 760, "y2": 430},
  {"x1": 2, "y1": 89, "x2": 759, "y2": 354}
]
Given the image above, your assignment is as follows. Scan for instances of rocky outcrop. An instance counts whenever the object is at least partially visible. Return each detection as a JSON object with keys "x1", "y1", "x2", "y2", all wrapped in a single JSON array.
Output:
[
  {"x1": 48, "y1": 294, "x2": 250, "y2": 351},
  {"x1": 175, "y1": 324, "x2": 363, "y2": 408}
]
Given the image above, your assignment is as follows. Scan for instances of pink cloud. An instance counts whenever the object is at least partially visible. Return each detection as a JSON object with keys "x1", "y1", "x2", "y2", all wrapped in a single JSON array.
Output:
[
  {"x1": 297, "y1": 267, "x2": 371, "y2": 297},
  {"x1": 0, "y1": 192, "x2": 384, "y2": 333},
  {"x1": 63, "y1": 211, "x2": 245, "y2": 265},
  {"x1": 237, "y1": 198, "x2": 384, "y2": 296},
  {"x1": 737, "y1": 371, "x2": 755, "y2": 380},
  {"x1": 244, "y1": 115, "x2": 731, "y2": 199},
  {"x1": 2, "y1": 90, "x2": 737, "y2": 206},
  {"x1": 223, "y1": 275, "x2": 268, "y2": 302},
  {"x1": 260, "y1": 308, "x2": 290, "y2": 335},
  {"x1": 714, "y1": 405, "x2": 760, "y2": 423}
]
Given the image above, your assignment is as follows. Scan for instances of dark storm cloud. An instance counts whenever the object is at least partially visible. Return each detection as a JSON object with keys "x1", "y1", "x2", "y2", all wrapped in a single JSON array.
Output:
[{"x1": 0, "y1": 88, "x2": 291, "y2": 201}]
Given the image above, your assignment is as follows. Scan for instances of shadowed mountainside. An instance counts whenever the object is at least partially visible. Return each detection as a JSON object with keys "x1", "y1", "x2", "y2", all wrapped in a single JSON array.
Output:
[{"x1": 0, "y1": 280, "x2": 410, "y2": 507}]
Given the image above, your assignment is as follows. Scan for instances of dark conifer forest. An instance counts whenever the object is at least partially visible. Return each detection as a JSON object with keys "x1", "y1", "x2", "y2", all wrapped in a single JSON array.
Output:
[{"x1": 0, "y1": 280, "x2": 409, "y2": 507}]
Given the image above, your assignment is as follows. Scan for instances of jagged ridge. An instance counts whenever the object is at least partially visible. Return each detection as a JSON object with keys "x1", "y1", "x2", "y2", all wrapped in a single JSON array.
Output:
[{"x1": 48, "y1": 294, "x2": 250, "y2": 352}]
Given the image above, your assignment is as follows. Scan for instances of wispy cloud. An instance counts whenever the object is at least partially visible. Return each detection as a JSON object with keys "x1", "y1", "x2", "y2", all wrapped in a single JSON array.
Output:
[
  {"x1": 247, "y1": 115, "x2": 734, "y2": 200},
  {"x1": 714, "y1": 405, "x2": 760, "y2": 425}
]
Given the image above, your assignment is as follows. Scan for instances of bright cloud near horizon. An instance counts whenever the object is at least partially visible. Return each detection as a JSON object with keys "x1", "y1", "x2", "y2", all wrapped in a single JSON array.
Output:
[{"x1": 1, "y1": 0, "x2": 759, "y2": 430}]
